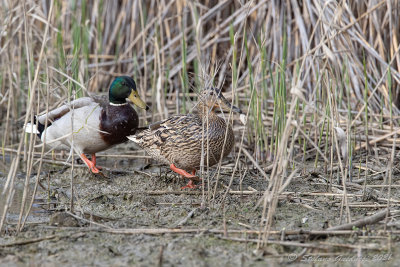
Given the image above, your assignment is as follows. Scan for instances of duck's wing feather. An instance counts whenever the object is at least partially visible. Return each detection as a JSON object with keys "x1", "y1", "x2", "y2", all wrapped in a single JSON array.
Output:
[
  {"x1": 36, "y1": 97, "x2": 96, "y2": 124},
  {"x1": 130, "y1": 114, "x2": 202, "y2": 146},
  {"x1": 90, "y1": 94, "x2": 109, "y2": 107}
]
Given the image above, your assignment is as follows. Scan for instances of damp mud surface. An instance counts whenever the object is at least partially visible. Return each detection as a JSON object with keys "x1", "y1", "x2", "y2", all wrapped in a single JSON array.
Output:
[{"x1": 1, "y1": 145, "x2": 400, "y2": 266}]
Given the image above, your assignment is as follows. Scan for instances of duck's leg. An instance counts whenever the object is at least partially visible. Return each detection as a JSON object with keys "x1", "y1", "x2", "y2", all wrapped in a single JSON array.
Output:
[
  {"x1": 185, "y1": 169, "x2": 204, "y2": 189},
  {"x1": 181, "y1": 180, "x2": 197, "y2": 189},
  {"x1": 170, "y1": 164, "x2": 197, "y2": 178},
  {"x1": 169, "y1": 165, "x2": 202, "y2": 189},
  {"x1": 91, "y1": 154, "x2": 102, "y2": 170},
  {"x1": 80, "y1": 154, "x2": 100, "y2": 174}
]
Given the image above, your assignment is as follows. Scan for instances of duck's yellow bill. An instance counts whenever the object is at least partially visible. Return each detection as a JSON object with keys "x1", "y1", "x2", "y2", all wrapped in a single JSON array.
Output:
[{"x1": 128, "y1": 90, "x2": 148, "y2": 110}]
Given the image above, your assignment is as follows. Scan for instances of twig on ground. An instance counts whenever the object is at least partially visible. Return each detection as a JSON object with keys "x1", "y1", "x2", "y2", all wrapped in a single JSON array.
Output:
[
  {"x1": 174, "y1": 208, "x2": 198, "y2": 227},
  {"x1": 0, "y1": 232, "x2": 85, "y2": 247},
  {"x1": 38, "y1": 226, "x2": 388, "y2": 238},
  {"x1": 327, "y1": 209, "x2": 390, "y2": 231}
]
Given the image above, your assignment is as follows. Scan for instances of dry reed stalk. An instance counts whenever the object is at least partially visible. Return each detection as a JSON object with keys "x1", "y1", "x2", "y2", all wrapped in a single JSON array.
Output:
[{"x1": 0, "y1": 1, "x2": 399, "y2": 250}]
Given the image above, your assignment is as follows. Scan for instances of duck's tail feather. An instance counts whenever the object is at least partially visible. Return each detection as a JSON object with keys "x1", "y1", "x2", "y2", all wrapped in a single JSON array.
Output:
[
  {"x1": 25, "y1": 123, "x2": 39, "y2": 134},
  {"x1": 25, "y1": 116, "x2": 46, "y2": 138},
  {"x1": 128, "y1": 125, "x2": 152, "y2": 144},
  {"x1": 127, "y1": 135, "x2": 140, "y2": 143}
]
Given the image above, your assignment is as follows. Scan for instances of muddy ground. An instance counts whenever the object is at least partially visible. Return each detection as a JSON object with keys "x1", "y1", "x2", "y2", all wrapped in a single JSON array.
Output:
[{"x1": 1, "y1": 144, "x2": 400, "y2": 266}]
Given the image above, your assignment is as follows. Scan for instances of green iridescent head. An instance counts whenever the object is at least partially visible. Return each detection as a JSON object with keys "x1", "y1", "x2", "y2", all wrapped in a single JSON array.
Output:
[{"x1": 109, "y1": 76, "x2": 148, "y2": 109}]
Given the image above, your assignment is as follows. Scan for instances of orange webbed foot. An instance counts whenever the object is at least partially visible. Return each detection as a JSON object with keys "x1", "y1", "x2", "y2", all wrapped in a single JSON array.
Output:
[
  {"x1": 170, "y1": 164, "x2": 197, "y2": 178},
  {"x1": 181, "y1": 179, "x2": 203, "y2": 190},
  {"x1": 170, "y1": 164, "x2": 202, "y2": 189},
  {"x1": 91, "y1": 154, "x2": 102, "y2": 170},
  {"x1": 80, "y1": 154, "x2": 100, "y2": 174}
]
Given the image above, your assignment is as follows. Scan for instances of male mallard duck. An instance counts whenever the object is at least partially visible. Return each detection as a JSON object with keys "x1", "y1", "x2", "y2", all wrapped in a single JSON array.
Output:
[
  {"x1": 127, "y1": 87, "x2": 246, "y2": 189},
  {"x1": 25, "y1": 76, "x2": 148, "y2": 173}
]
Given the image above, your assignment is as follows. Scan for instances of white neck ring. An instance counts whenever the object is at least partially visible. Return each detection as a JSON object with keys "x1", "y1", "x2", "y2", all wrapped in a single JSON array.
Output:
[{"x1": 110, "y1": 102, "x2": 128, "y2": 106}]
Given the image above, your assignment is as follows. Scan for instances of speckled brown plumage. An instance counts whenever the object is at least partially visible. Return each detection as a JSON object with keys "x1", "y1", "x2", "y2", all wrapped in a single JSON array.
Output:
[
  {"x1": 128, "y1": 87, "x2": 245, "y2": 187},
  {"x1": 135, "y1": 112, "x2": 234, "y2": 171}
]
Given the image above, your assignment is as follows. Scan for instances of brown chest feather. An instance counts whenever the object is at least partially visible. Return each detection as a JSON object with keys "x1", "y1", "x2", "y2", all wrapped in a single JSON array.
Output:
[{"x1": 99, "y1": 105, "x2": 139, "y2": 145}]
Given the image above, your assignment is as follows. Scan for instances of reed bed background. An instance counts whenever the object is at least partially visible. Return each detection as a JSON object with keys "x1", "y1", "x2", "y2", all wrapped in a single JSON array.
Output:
[{"x1": 1, "y1": 0, "x2": 400, "y2": 257}]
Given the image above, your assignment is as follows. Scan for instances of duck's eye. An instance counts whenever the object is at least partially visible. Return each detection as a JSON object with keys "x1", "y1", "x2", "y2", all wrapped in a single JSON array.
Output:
[{"x1": 122, "y1": 82, "x2": 127, "y2": 86}]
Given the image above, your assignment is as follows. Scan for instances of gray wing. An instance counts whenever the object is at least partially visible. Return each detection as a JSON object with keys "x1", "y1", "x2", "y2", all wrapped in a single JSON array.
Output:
[{"x1": 37, "y1": 97, "x2": 96, "y2": 124}]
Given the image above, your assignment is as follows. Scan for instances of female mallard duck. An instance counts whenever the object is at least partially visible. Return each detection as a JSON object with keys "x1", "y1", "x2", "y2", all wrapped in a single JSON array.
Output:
[
  {"x1": 25, "y1": 76, "x2": 148, "y2": 173},
  {"x1": 127, "y1": 87, "x2": 246, "y2": 189}
]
